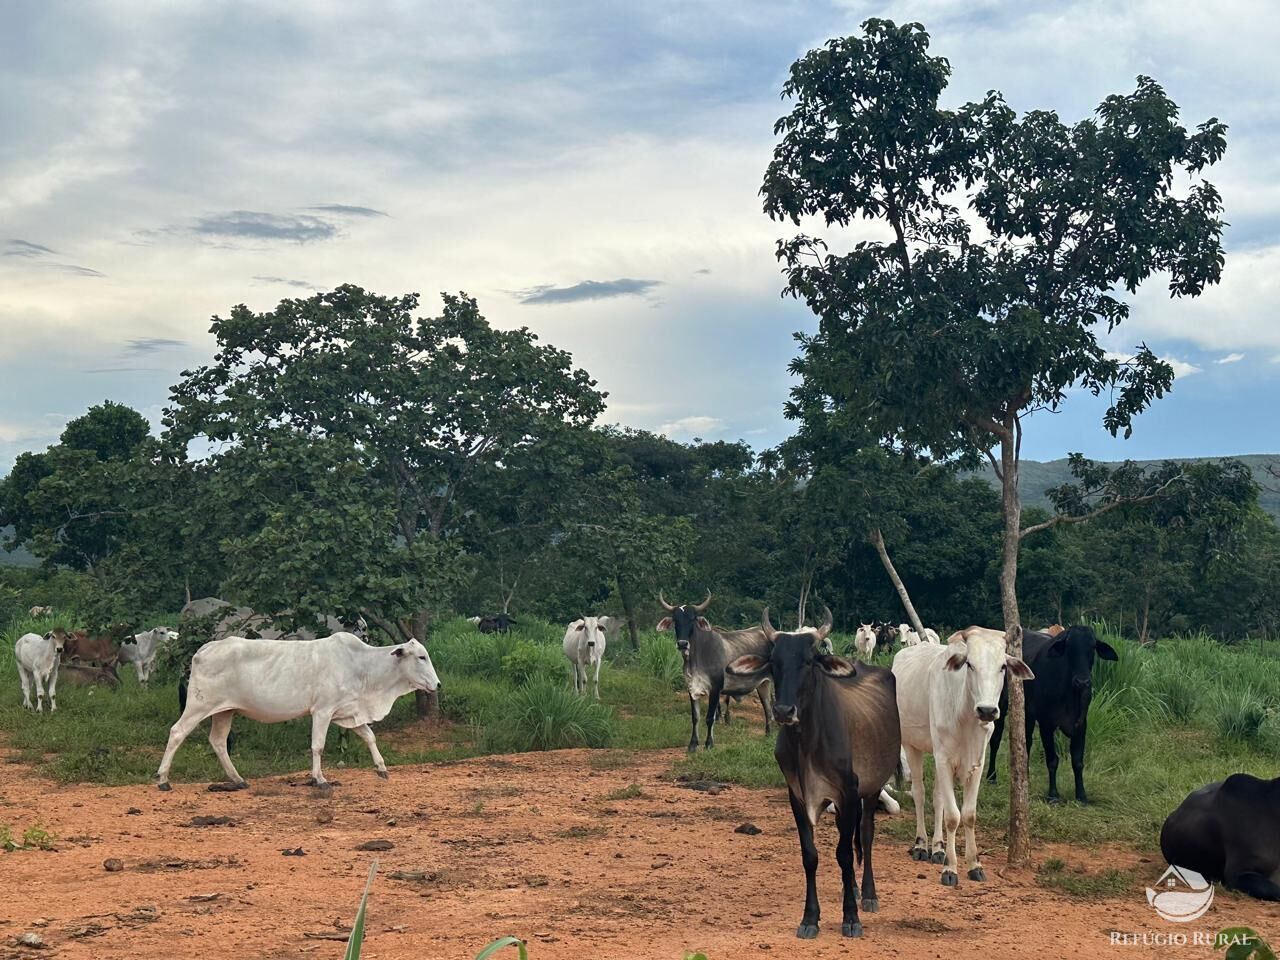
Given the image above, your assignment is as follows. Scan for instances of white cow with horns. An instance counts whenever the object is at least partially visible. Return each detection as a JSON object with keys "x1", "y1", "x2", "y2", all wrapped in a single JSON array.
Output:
[
  {"x1": 893, "y1": 626, "x2": 1033, "y2": 886},
  {"x1": 563, "y1": 616, "x2": 612, "y2": 699},
  {"x1": 155, "y1": 633, "x2": 440, "y2": 791}
]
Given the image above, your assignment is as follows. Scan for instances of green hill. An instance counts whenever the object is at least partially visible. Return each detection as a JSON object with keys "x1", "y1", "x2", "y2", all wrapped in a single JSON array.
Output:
[{"x1": 975, "y1": 454, "x2": 1280, "y2": 521}]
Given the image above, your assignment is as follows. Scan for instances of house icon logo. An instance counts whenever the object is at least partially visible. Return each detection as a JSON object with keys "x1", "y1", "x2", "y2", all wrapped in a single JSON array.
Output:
[{"x1": 1146, "y1": 864, "x2": 1214, "y2": 922}]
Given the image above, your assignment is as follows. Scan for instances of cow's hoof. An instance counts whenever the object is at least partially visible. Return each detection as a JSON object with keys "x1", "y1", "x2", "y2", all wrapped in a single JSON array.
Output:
[
  {"x1": 941, "y1": 870, "x2": 959, "y2": 887},
  {"x1": 968, "y1": 867, "x2": 987, "y2": 882},
  {"x1": 796, "y1": 923, "x2": 819, "y2": 940},
  {"x1": 910, "y1": 847, "x2": 930, "y2": 862},
  {"x1": 861, "y1": 897, "x2": 879, "y2": 913},
  {"x1": 1045, "y1": 795, "x2": 1063, "y2": 806},
  {"x1": 376, "y1": 769, "x2": 389, "y2": 780},
  {"x1": 930, "y1": 850, "x2": 946, "y2": 864},
  {"x1": 1076, "y1": 795, "x2": 1090, "y2": 805},
  {"x1": 687, "y1": 744, "x2": 699, "y2": 754},
  {"x1": 985, "y1": 773, "x2": 997, "y2": 785},
  {"x1": 841, "y1": 921, "x2": 863, "y2": 938},
  {"x1": 157, "y1": 782, "x2": 172, "y2": 792}
]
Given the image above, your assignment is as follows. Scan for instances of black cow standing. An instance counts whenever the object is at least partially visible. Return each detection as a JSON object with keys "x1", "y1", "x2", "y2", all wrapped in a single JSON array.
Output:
[
  {"x1": 478, "y1": 614, "x2": 517, "y2": 634},
  {"x1": 727, "y1": 606, "x2": 900, "y2": 940},
  {"x1": 1161, "y1": 774, "x2": 1280, "y2": 901},
  {"x1": 985, "y1": 625, "x2": 1117, "y2": 803}
]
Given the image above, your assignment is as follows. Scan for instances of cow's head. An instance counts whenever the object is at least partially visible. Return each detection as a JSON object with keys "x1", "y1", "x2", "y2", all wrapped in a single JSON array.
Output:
[
  {"x1": 1047, "y1": 625, "x2": 1115, "y2": 715},
  {"x1": 656, "y1": 590, "x2": 712, "y2": 658},
  {"x1": 44, "y1": 629, "x2": 67, "y2": 658},
  {"x1": 391, "y1": 639, "x2": 440, "y2": 692},
  {"x1": 945, "y1": 627, "x2": 1034, "y2": 723},
  {"x1": 574, "y1": 616, "x2": 610, "y2": 654},
  {"x1": 726, "y1": 606, "x2": 851, "y2": 728}
]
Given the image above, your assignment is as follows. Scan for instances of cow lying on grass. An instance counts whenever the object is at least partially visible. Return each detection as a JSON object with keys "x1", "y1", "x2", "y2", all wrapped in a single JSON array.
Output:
[{"x1": 155, "y1": 633, "x2": 440, "y2": 791}]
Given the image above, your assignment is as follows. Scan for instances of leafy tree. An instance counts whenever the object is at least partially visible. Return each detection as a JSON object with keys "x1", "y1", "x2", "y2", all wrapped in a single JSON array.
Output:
[{"x1": 762, "y1": 19, "x2": 1227, "y2": 862}]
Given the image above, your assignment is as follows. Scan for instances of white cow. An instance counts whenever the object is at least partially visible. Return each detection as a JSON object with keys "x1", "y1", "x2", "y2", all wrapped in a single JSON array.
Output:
[
  {"x1": 118, "y1": 626, "x2": 178, "y2": 685},
  {"x1": 28, "y1": 605, "x2": 53, "y2": 617},
  {"x1": 897, "y1": 623, "x2": 922, "y2": 646},
  {"x1": 921, "y1": 627, "x2": 941, "y2": 644},
  {"x1": 563, "y1": 616, "x2": 611, "y2": 699},
  {"x1": 15, "y1": 630, "x2": 64, "y2": 712},
  {"x1": 155, "y1": 632, "x2": 440, "y2": 791},
  {"x1": 892, "y1": 627, "x2": 1033, "y2": 886},
  {"x1": 467, "y1": 616, "x2": 482, "y2": 625},
  {"x1": 854, "y1": 623, "x2": 878, "y2": 659}
]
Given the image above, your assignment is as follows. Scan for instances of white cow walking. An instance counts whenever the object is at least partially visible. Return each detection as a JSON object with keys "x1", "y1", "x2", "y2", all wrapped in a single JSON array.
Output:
[
  {"x1": 854, "y1": 623, "x2": 878, "y2": 659},
  {"x1": 155, "y1": 633, "x2": 440, "y2": 791},
  {"x1": 15, "y1": 630, "x2": 64, "y2": 712},
  {"x1": 893, "y1": 627, "x2": 1033, "y2": 886},
  {"x1": 119, "y1": 626, "x2": 179, "y2": 686},
  {"x1": 563, "y1": 616, "x2": 611, "y2": 699}
]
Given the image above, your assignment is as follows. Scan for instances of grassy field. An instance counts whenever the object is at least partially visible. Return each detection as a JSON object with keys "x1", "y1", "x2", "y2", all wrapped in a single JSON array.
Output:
[{"x1": 1, "y1": 611, "x2": 1277, "y2": 855}]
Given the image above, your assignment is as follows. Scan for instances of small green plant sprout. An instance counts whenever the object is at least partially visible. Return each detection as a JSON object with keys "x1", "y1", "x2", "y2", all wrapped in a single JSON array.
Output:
[
  {"x1": 1216, "y1": 927, "x2": 1276, "y2": 960},
  {"x1": 343, "y1": 860, "x2": 378, "y2": 960},
  {"x1": 21, "y1": 823, "x2": 56, "y2": 851},
  {"x1": 475, "y1": 937, "x2": 528, "y2": 960},
  {"x1": 684, "y1": 952, "x2": 710, "y2": 960},
  {"x1": 0, "y1": 826, "x2": 15, "y2": 852}
]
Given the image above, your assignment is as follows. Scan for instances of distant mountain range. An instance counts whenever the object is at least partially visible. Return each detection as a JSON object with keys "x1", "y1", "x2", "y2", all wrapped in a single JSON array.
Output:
[{"x1": 973, "y1": 454, "x2": 1280, "y2": 521}]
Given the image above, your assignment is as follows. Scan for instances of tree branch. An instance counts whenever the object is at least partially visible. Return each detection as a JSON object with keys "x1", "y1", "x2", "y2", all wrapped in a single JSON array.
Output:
[{"x1": 1019, "y1": 474, "x2": 1183, "y2": 539}]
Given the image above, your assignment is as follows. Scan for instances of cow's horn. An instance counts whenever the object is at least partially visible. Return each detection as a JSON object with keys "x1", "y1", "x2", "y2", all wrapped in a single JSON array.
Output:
[
  {"x1": 760, "y1": 606, "x2": 777, "y2": 642},
  {"x1": 693, "y1": 589, "x2": 712, "y2": 613},
  {"x1": 658, "y1": 591, "x2": 675, "y2": 613},
  {"x1": 816, "y1": 606, "x2": 834, "y2": 641}
]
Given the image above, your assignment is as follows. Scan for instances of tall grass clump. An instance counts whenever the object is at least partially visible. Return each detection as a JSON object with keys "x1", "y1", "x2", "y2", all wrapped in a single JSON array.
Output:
[
  {"x1": 1091, "y1": 634, "x2": 1148, "y2": 698},
  {"x1": 1144, "y1": 661, "x2": 1201, "y2": 724},
  {"x1": 500, "y1": 640, "x2": 566, "y2": 686},
  {"x1": 1210, "y1": 687, "x2": 1269, "y2": 743},
  {"x1": 637, "y1": 634, "x2": 684, "y2": 689},
  {"x1": 483, "y1": 681, "x2": 616, "y2": 753}
]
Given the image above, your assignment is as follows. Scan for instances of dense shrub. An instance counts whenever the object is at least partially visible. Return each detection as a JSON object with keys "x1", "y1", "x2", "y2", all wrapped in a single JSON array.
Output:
[{"x1": 482, "y1": 681, "x2": 616, "y2": 752}]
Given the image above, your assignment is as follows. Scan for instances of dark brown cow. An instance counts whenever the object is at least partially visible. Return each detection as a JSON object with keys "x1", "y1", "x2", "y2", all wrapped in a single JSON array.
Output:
[
  {"x1": 726, "y1": 607, "x2": 901, "y2": 940},
  {"x1": 63, "y1": 630, "x2": 121, "y2": 667}
]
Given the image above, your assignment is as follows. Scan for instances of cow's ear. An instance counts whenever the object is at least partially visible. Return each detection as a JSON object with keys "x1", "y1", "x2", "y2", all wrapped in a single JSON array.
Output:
[
  {"x1": 656, "y1": 617, "x2": 673, "y2": 632},
  {"x1": 726, "y1": 654, "x2": 768, "y2": 677},
  {"x1": 1094, "y1": 640, "x2": 1118, "y2": 662},
  {"x1": 598, "y1": 616, "x2": 611, "y2": 630},
  {"x1": 575, "y1": 622, "x2": 586, "y2": 631},
  {"x1": 1006, "y1": 656, "x2": 1034, "y2": 680},
  {"x1": 816, "y1": 655, "x2": 856, "y2": 677},
  {"x1": 391, "y1": 647, "x2": 406, "y2": 658},
  {"x1": 945, "y1": 645, "x2": 968, "y2": 671},
  {"x1": 1047, "y1": 638, "x2": 1068, "y2": 658},
  {"x1": 695, "y1": 616, "x2": 710, "y2": 631}
]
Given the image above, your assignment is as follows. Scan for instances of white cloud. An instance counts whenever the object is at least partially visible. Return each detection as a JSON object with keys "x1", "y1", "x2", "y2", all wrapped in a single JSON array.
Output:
[
  {"x1": 659, "y1": 416, "x2": 726, "y2": 439},
  {"x1": 1215, "y1": 352, "x2": 1246, "y2": 364},
  {"x1": 1105, "y1": 351, "x2": 1202, "y2": 378}
]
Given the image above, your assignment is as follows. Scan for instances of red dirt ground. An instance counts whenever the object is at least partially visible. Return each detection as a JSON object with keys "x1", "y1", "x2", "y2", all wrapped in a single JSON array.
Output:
[{"x1": 0, "y1": 746, "x2": 1275, "y2": 959}]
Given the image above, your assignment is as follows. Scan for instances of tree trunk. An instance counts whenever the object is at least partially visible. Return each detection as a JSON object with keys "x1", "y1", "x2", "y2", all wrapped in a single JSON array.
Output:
[
  {"x1": 617, "y1": 574, "x2": 640, "y2": 650},
  {"x1": 410, "y1": 610, "x2": 439, "y2": 721},
  {"x1": 796, "y1": 568, "x2": 812, "y2": 630},
  {"x1": 999, "y1": 427, "x2": 1031, "y2": 868},
  {"x1": 184, "y1": 575, "x2": 192, "y2": 607},
  {"x1": 1140, "y1": 593, "x2": 1151, "y2": 646},
  {"x1": 870, "y1": 528, "x2": 925, "y2": 636}
]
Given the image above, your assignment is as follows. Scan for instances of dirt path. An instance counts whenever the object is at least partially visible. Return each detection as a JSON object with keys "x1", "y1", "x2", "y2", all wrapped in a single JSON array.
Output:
[{"x1": 0, "y1": 748, "x2": 1275, "y2": 959}]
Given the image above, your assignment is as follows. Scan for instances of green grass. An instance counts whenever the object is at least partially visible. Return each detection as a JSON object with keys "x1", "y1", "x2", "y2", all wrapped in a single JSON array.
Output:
[{"x1": 1036, "y1": 857, "x2": 1135, "y2": 898}]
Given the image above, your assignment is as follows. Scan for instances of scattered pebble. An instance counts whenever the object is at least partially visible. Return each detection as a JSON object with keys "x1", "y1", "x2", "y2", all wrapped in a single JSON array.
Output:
[
  {"x1": 126, "y1": 808, "x2": 142, "y2": 816},
  {"x1": 355, "y1": 840, "x2": 394, "y2": 851},
  {"x1": 16, "y1": 932, "x2": 46, "y2": 948},
  {"x1": 103, "y1": 858, "x2": 124, "y2": 872},
  {"x1": 734, "y1": 823, "x2": 762, "y2": 835},
  {"x1": 282, "y1": 848, "x2": 306, "y2": 857}
]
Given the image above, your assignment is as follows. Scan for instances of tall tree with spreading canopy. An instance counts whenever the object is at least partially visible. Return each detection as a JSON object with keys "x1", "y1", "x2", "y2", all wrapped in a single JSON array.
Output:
[
  {"x1": 165, "y1": 285, "x2": 604, "y2": 717},
  {"x1": 762, "y1": 19, "x2": 1227, "y2": 864}
]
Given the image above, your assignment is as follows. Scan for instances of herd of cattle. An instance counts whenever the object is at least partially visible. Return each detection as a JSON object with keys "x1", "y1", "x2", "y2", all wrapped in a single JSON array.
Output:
[{"x1": 10, "y1": 594, "x2": 1280, "y2": 936}]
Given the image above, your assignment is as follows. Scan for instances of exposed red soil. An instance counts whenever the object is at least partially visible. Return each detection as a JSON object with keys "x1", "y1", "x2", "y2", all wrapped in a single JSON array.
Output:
[{"x1": 0, "y1": 748, "x2": 1275, "y2": 959}]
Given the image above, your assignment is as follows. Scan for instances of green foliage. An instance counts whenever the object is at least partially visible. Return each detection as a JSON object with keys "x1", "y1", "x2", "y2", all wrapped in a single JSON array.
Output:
[
  {"x1": 482, "y1": 681, "x2": 617, "y2": 753},
  {"x1": 501, "y1": 640, "x2": 566, "y2": 687},
  {"x1": 1217, "y1": 928, "x2": 1276, "y2": 960},
  {"x1": 475, "y1": 938, "x2": 528, "y2": 960},
  {"x1": 1035, "y1": 858, "x2": 1134, "y2": 899},
  {"x1": 1210, "y1": 688, "x2": 1270, "y2": 743},
  {"x1": 343, "y1": 861, "x2": 378, "y2": 960},
  {"x1": 637, "y1": 634, "x2": 684, "y2": 689}
]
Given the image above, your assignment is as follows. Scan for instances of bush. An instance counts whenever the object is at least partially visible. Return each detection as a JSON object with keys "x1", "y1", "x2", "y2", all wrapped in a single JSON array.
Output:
[
  {"x1": 501, "y1": 640, "x2": 566, "y2": 687},
  {"x1": 483, "y1": 681, "x2": 616, "y2": 752},
  {"x1": 637, "y1": 634, "x2": 684, "y2": 689},
  {"x1": 1144, "y1": 662, "x2": 1201, "y2": 724},
  {"x1": 439, "y1": 675, "x2": 506, "y2": 725},
  {"x1": 1211, "y1": 688, "x2": 1269, "y2": 743}
]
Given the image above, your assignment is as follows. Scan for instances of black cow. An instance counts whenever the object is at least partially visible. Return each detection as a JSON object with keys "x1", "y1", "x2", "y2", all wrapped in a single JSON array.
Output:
[
  {"x1": 1160, "y1": 774, "x2": 1280, "y2": 901},
  {"x1": 985, "y1": 625, "x2": 1117, "y2": 803},
  {"x1": 478, "y1": 614, "x2": 517, "y2": 634},
  {"x1": 726, "y1": 606, "x2": 900, "y2": 939},
  {"x1": 177, "y1": 679, "x2": 237, "y2": 754},
  {"x1": 656, "y1": 590, "x2": 770, "y2": 751}
]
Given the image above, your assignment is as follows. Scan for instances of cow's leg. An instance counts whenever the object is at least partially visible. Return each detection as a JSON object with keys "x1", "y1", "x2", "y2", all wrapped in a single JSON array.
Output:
[
  {"x1": 704, "y1": 683, "x2": 721, "y2": 750},
  {"x1": 1225, "y1": 870, "x2": 1280, "y2": 901},
  {"x1": 156, "y1": 708, "x2": 212, "y2": 790},
  {"x1": 859, "y1": 792, "x2": 879, "y2": 914},
  {"x1": 350, "y1": 723, "x2": 389, "y2": 779},
  {"x1": 1041, "y1": 718, "x2": 1061, "y2": 803},
  {"x1": 687, "y1": 695, "x2": 700, "y2": 753},
  {"x1": 592, "y1": 656, "x2": 602, "y2": 700},
  {"x1": 17, "y1": 663, "x2": 33, "y2": 711},
  {"x1": 935, "y1": 758, "x2": 961, "y2": 885},
  {"x1": 905, "y1": 745, "x2": 930, "y2": 861},
  {"x1": 985, "y1": 714, "x2": 1004, "y2": 783},
  {"x1": 46, "y1": 662, "x2": 58, "y2": 712},
  {"x1": 930, "y1": 758, "x2": 948, "y2": 864},
  {"x1": 835, "y1": 794, "x2": 864, "y2": 937},
  {"x1": 758, "y1": 683, "x2": 771, "y2": 734},
  {"x1": 1069, "y1": 723, "x2": 1089, "y2": 803},
  {"x1": 960, "y1": 762, "x2": 986, "y2": 881},
  {"x1": 721, "y1": 694, "x2": 731, "y2": 725},
  {"x1": 572, "y1": 661, "x2": 582, "y2": 695},
  {"x1": 308, "y1": 711, "x2": 334, "y2": 786},
  {"x1": 208, "y1": 711, "x2": 247, "y2": 788},
  {"x1": 32, "y1": 668, "x2": 46, "y2": 713},
  {"x1": 787, "y1": 789, "x2": 821, "y2": 938}
]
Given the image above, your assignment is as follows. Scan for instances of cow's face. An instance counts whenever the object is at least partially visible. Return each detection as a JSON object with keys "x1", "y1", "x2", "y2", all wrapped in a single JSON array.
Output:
[
  {"x1": 656, "y1": 606, "x2": 708, "y2": 659},
  {"x1": 1048, "y1": 626, "x2": 1116, "y2": 714},
  {"x1": 44, "y1": 630, "x2": 66, "y2": 658},
  {"x1": 392, "y1": 639, "x2": 440, "y2": 692},
  {"x1": 575, "y1": 617, "x2": 608, "y2": 656},
  {"x1": 727, "y1": 632, "x2": 853, "y2": 728},
  {"x1": 946, "y1": 630, "x2": 1034, "y2": 723}
]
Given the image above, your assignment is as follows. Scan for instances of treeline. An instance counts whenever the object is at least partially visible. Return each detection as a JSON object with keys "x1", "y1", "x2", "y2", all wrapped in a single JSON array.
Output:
[{"x1": 0, "y1": 289, "x2": 1276, "y2": 647}]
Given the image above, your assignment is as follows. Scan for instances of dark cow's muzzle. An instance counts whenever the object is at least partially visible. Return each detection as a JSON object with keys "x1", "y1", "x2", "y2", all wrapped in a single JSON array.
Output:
[
  {"x1": 975, "y1": 705, "x2": 999, "y2": 723},
  {"x1": 772, "y1": 704, "x2": 799, "y2": 726}
]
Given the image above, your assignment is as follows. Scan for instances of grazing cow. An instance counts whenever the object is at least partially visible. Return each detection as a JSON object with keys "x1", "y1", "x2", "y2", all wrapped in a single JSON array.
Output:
[
  {"x1": 725, "y1": 607, "x2": 900, "y2": 939},
  {"x1": 657, "y1": 591, "x2": 771, "y2": 750},
  {"x1": 893, "y1": 627, "x2": 1033, "y2": 885},
  {"x1": 156, "y1": 633, "x2": 440, "y2": 791},
  {"x1": 28, "y1": 605, "x2": 53, "y2": 617},
  {"x1": 15, "y1": 631, "x2": 64, "y2": 712},
  {"x1": 478, "y1": 613, "x2": 518, "y2": 634},
  {"x1": 119, "y1": 626, "x2": 179, "y2": 686},
  {"x1": 563, "y1": 616, "x2": 612, "y2": 698},
  {"x1": 63, "y1": 630, "x2": 120, "y2": 667},
  {"x1": 60, "y1": 662, "x2": 122, "y2": 689},
  {"x1": 1160, "y1": 774, "x2": 1280, "y2": 902},
  {"x1": 984, "y1": 626, "x2": 1117, "y2": 803},
  {"x1": 854, "y1": 624, "x2": 877, "y2": 659}
]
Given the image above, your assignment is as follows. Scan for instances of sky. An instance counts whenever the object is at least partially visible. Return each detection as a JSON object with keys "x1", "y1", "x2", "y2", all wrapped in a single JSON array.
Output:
[{"x1": 2, "y1": 0, "x2": 1278, "y2": 475}]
